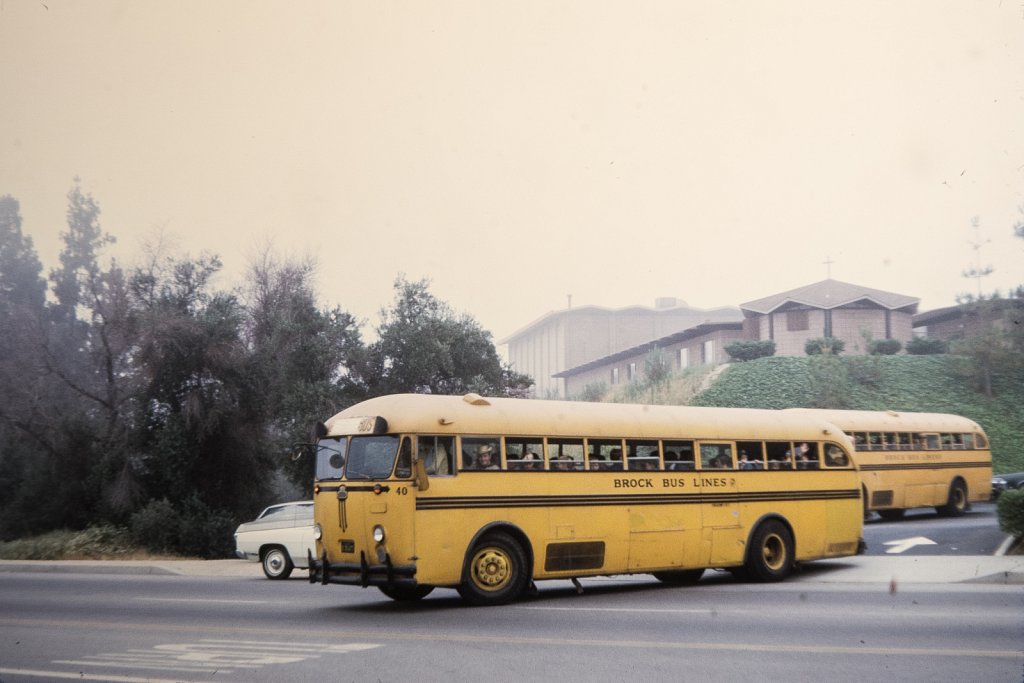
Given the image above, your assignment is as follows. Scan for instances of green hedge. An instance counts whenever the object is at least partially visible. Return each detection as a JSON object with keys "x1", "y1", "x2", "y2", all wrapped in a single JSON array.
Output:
[{"x1": 997, "y1": 489, "x2": 1024, "y2": 539}]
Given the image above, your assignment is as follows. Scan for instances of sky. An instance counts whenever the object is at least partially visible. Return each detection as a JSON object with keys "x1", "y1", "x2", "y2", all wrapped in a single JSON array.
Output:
[{"x1": 2, "y1": 1, "x2": 1022, "y2": 347}]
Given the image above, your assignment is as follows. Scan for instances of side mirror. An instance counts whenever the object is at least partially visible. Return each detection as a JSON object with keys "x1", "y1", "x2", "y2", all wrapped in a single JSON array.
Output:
[
  {"x1": 412, "y1": 457, "x2": 429, "y2": 491},
  {"x1": 289, "y1": 443, "x2": 315, "y2": 461}
]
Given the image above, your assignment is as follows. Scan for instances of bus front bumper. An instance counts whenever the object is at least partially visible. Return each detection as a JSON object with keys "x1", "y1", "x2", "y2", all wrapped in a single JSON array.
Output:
[{"x1": 308, "y1": 550, "x2": 418, "y2": 587}]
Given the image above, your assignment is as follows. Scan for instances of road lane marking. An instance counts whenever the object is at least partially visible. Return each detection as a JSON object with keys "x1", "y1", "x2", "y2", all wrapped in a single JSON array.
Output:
[
  {"x1": 134, "y1": 596, "x2": 276, "y2": 604},
  {"x1": 0, "y1": 668, "x2": 219, "y2": 683},
  {"x1": 51, "y1": 638, "x2": 382, "y2": 677},
  {"x1": 3, "y1": 617, "x2": 1019, "y2": 660},
  {"x1": 883, "y1": 536, "x2": 938, "y2": 554}
]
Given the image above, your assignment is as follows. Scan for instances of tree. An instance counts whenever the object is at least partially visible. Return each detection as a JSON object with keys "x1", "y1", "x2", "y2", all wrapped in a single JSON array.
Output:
[
  {"x1": 0, "y1": 196, "x2": 50, "y2": 539},
  {"x1": 360, "y1": 277, "x2": 530, "y2": 397},
  {"x1": 240, "y1": 249, "x2": 364, "y2": 493},
  {"x1": 644, "y1": 347, "x2": 672, "y2": 402}
]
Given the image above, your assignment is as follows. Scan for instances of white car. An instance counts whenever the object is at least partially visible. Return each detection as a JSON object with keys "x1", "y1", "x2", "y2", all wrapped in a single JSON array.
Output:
[{"x1": 234, "y1": 501, "x2": 315, "y2": 579}]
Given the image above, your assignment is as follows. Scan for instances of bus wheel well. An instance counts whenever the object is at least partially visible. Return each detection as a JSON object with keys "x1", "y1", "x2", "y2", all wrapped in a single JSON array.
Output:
[
  {"x1": 741, "y1": 515, "x2": 796, "y2": 582},
  {"x1": 937, "y1": 477, "x2": 969, "y2": 517},
  {"x1": 463, "y1": 522, "x2": 534, "y2": 580}
]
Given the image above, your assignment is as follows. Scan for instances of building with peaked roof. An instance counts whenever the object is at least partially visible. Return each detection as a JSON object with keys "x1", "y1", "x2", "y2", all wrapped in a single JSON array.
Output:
[
  {"x1": 739, "y1": 279, "x2": 919, "y2": 356},
  {"x1": 501, "y1": 299, "x2": 742, "y2": 398},
  {"x1": 505, "y1": 280, "x2": 924, "y2": 399}
]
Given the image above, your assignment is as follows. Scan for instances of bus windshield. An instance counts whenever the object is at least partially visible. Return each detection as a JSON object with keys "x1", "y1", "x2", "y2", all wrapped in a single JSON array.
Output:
[
  {"x1": 316, "y1": 437, "x2": 347, "y2": 480},
  {"x1": 344, "y1": 435, "x2": 400, "y2": 480}
]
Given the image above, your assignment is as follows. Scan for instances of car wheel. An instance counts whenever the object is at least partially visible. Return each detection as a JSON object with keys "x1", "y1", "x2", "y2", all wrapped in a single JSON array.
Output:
[{"x1": 262, "y1": 546, "x2": 294, "y2": 580}]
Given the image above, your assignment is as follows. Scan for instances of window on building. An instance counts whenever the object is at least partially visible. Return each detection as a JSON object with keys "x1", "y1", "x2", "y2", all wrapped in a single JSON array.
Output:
[
  {"x1": 627, "y1": 362, "x2": 636, "y2": 380},
  {"x1": 678, "y1": 347, "x2": 689, "y2": 368},
  {"x1": 787, "y1": 310, "x2": 809, "y2": 331},
  {"x1": 611, "y1": 367, "x2": 619, "y2": 384},
  {"x1": 702, "y1": 340, "x2": 714, "y2": 363}
]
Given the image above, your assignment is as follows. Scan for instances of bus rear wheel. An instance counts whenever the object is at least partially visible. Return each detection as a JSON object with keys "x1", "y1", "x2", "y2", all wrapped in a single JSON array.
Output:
[
  {"x1": 378, "y1": 584, "x2": 435, "y2": 602},
  {"x1": 937, "y1": 479, "x2": 968, "y2": 517},
  {"x1": 745, "y1": 520, "x2": 794, "y2": 582},
  {"x1": 653, "y1": 568, "x2": 705, "y2": 585},
  {"x1": 457, "y1": 532, "x2": 528, "y2": 606}
]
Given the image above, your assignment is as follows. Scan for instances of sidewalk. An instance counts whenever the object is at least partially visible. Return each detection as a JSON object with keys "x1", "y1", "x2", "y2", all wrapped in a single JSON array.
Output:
[{"x1": 1, "y1": 555, "x2": 1022, "y2": 584}]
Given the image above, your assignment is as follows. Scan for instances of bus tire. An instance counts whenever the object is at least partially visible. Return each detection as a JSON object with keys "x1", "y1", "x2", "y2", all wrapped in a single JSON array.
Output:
[
  {"x1": 653, "y1": 568, "x2": 705, "y2": 585},
  {"x1": 937, "y1": 479, "x2": 968, "y2": 517},
  {"x1": 261, "y1": 546, "x2": 294, "y2": 580},
  {"x1": 745, "y1": 520, "x2": 794, "y2": 582},
  {"x1": 457, "y1": 532, "x2": 529, "y2": 606},
  {"x1": 877, "y1": 508, "x2": 906, "y2": 521},
  {"x1": 378, "y1": 584, "x2": 435, "y2": 602}
]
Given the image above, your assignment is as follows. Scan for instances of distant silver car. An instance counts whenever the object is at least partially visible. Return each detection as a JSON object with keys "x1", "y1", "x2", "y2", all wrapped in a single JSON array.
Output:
[{"x1": 234, "y1": 501, "x2": 314, "y2": 579}]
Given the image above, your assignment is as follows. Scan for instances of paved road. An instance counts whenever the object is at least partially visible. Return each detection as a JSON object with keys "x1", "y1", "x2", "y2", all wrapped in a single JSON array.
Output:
[
  {"x1": 862, "y1": 501, "x2": 1009, "y2": 555},
  {"x1": 0, "y1": 567, "x2": 1021, "y2": 683}
]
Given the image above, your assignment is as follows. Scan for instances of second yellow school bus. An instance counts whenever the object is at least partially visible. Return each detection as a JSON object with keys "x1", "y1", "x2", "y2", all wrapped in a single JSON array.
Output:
[
  {"x1": 307, "y1": 394, "x2": 864, "y2": 605},
  {"x1": 788, "y1": 409, "x2": 992, "y2": 519}
]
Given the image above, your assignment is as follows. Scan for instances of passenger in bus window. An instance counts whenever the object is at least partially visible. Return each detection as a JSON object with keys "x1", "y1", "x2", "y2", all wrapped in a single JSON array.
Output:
[
  {"x1": 521, "y1": 452, "x2": 541, "y2": 470},
  {"x1": 738, "y1": 450, "x2": 757, "y2": 470},
  {"x1": 825, "y1": 446, "x2": 848, "y2": 467},
  {"x1": 475, "y1": 443, "x2": 499, "y2": 470},
  {"x1": 608, "y1": 448, "x2": 623, "y2": 470}
]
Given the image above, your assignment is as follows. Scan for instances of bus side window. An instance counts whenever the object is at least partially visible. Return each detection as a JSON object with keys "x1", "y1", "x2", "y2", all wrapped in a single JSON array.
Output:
[
  {"x1": 461, "y1": 437, "x2": 502, "y2": 470},
  {"x1": 795, "y1": 442, "x2": 819, "y2": 469},
  {"x1": 962, "y1": 433, "x2": 975, "y2": 450},
  {"x1": 507, "y1": 439, "x2": 544, "y2": 470},
  {"x1": 974, "y1": 433, "x2": 988, "y2": 448},
  {"x1": 924, "y1": 434, "x2": 940, "y2": 450},
  {"x1": 853, "y1": 433, "x2": 867, "y2": 451},
  {"x1": 663, "y1": 440, "x2": 695, "y2": 470},
  {"x1": 626, "y1": 439, "x2": 659, "y2": 471},
  {"x1": 824, "y1": 444, "x2": 849, "y2": 467},
  {"x1": 548, "y1": 437, "x2": 584, "y2": 471},
  {"x1": 736, "y1": 441, "x2": 764, "y2": 470},
  {"x1": 700, "y1": 443, "x2": 733, "y2": 470},
  {"x1": 395, "y1": 437, "x2": 412, "y2": 478},
  {"x1": 765, "y1": 441, "x2": 792, "y2": 469},
  {"x1": 419, "y1": 436, "x2": 453, "y2": 476}
]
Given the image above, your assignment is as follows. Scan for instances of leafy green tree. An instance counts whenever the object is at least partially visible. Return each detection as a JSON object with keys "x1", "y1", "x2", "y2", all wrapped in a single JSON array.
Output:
[
  {"x1": 360, "y1": 277, "x2": 530, "y2": 397},
  {"x1": 644, "y1": 347, "x2": 672, "y2": 401}
]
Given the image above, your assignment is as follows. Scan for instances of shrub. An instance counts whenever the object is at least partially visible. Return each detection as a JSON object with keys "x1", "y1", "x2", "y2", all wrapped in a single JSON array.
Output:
[
  {"x1": 997, "y1": 489, "x2": 1024, "y2": 539},
  {"x1": 868, "y1": 339, "x2": 902, "y2": 355},
  {"x1": 805, "y1": 337, "x2": 845, "y2": 355},
  {"x1": 725, "y1": 340, "x2": 776, "y2": 362},
  {"x1": 129, "y1": 496, "x2": 236, "y2": 558},
  {"x1": 905, "y1": 337, "x2": 947, "y2": 355}
]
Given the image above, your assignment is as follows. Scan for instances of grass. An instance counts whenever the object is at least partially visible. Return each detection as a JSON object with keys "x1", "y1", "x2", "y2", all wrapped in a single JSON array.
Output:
[{"x1": 0, "y1": 526, "x2": 194, "y2": 561}]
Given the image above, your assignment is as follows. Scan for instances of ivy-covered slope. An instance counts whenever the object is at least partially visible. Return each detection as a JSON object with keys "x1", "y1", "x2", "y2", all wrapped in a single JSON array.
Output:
[{"x1": 690, "y1": 355, "x2": 1024, "y2": 473}]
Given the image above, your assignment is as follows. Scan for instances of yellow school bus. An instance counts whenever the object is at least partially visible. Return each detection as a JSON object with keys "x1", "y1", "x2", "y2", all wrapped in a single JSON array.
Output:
[
  {"x1": 788, "y1": 409, "x2": 992, "y2": 519},
  {"x1": 307, "y1": 394, "x2": 864, "y2": 605}
]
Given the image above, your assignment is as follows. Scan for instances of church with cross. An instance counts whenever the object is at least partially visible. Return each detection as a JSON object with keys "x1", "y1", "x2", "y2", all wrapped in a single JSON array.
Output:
[{"x1": 504, "y1": 274, "x2": 921, "y2": 399}]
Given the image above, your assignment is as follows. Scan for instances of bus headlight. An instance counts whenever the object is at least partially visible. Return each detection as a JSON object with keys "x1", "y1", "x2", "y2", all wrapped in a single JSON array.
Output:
[
  {"x1": 373, "y1": 525, "x2": 386, "y2": 543},
  {"x1": 313, "y1": 523, "x2": 322, "y2": 541}
]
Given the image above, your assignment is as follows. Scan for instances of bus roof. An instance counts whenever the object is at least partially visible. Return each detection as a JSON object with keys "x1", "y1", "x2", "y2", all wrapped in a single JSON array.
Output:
[
  {"x1": 326, "y1": 393, "x2": 849, "y2": 443},
  {"x1": 785, "y1": 408, "x2": 985, "y2": 434}
]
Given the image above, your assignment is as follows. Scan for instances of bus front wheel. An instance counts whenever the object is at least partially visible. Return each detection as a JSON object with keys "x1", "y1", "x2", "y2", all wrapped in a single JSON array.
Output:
[
  {"x1": 745, "y1": 520, "x2": 794, "y2": 582},
  {"x1": 378, "y1": 584, "x2": 435, "y2": 602},
  {"x1": 653, "y1": 568, "x2": 705, "y2": 585},
  {"x1": 937, "y1": 479, "x2": 968, "y2": 517},
  {"x1": 458, "y1": 532, "x2": 529, "y2": 606}
]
